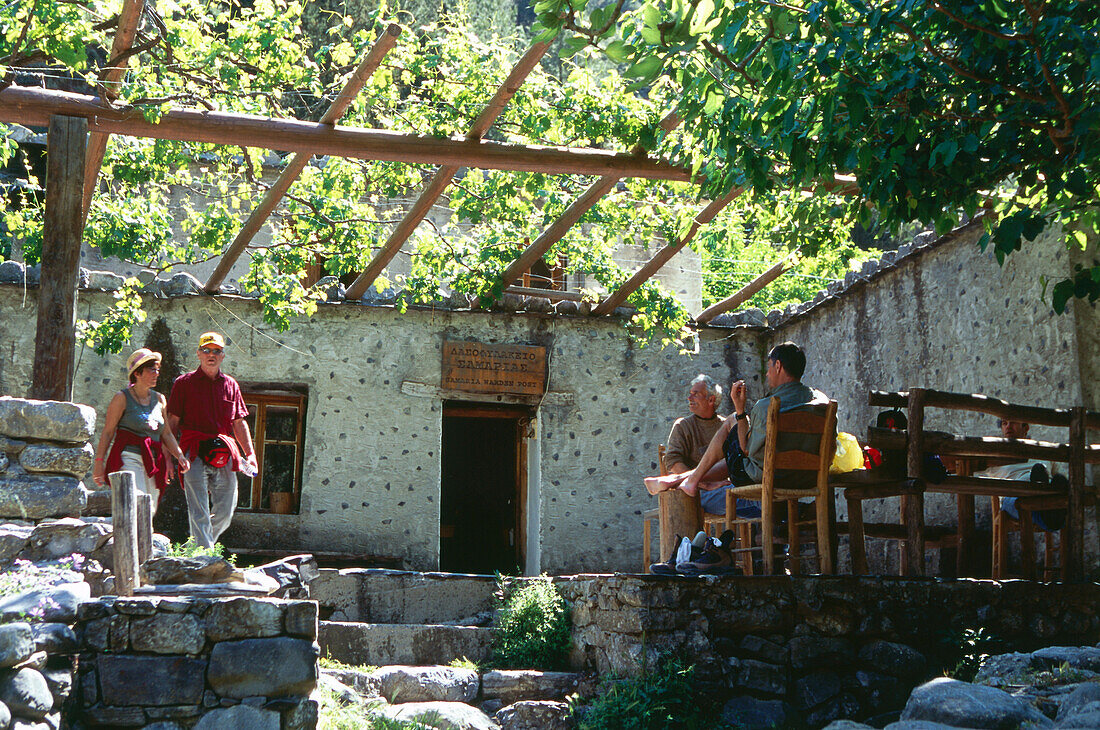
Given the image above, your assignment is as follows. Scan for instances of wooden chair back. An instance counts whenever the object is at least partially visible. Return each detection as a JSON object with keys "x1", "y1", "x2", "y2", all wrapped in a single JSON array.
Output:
[{"x1": 760, "y1": 396, "x2": 839, "y2": 502}]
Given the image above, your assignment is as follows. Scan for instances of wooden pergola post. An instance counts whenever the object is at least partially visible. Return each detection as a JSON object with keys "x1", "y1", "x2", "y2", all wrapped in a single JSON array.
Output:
[{"x1": 31, "y1": 115, "x2": 87, "y2": 402}]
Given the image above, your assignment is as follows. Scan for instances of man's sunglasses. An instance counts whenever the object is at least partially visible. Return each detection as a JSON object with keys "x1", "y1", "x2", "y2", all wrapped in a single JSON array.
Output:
[{"x1": 200, "y1": 347, "x2": 223, "y2": 355}]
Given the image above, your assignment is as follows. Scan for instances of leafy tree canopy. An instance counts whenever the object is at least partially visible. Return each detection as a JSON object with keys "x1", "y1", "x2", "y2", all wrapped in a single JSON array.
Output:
[
  {"x1": 534, "y1": 0, "x2": 1100, "y2": 312},
  {"x1": 3, "y1": 0, "x2": 874, "y2": 353}
]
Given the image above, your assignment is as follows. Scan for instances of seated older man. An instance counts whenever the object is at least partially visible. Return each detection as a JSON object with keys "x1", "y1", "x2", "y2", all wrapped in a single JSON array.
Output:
[
  {"x1": 663, "y1": 375, "x2": 726, "y2": 474},
  {"x1": 977, "y1": 418, "x2": 1066, "y2": 532}
]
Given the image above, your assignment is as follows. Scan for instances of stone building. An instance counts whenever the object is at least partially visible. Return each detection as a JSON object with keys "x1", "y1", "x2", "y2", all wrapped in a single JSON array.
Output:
[{"x1": 0, "y1": 219, "x2": 1096, "y2": 574}]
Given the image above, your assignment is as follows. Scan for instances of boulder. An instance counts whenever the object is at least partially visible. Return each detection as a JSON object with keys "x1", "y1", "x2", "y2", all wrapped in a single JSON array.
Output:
[
  {"x1": 1030, "y1": 646, "x2": 1100, "y2": 672},
  {"x1": 0, "y1": 261, "x2": 28, "y2": 284},
  {"x1": 322, "y1": 666, "x2": 380, "y2": 699},
  {"x1": 481, "y1": 670, "x2": 582, "y2": 704},
  {"x1": 1058, "y1": 700, "x2": 1100, "y2": 729},
  {"x1": 248, "y1": 554, "x2": 319, "y2": 599},
  {"x1": 157, "y1": 272, "x2": 203, "y2": 297},
  {"x1": 282, "y1": 697, "x2": 319, "y2": 730},
  {"x1": 373, "y1": 665, "x2": 479, "y2": 704},
  {"x1": 0, "y1": 474, "x2": 85, "y2": 519},
  {"x1": 284, "y1": 601, "x2": 318, "y2": 639},
  {"x1": 207, "y1": 637, "x2": 318, "y2": 699},
  {"x1": 204, "y1": 597, "x2": 284, "y2": 641},
  {"x1": 0, "y1": 524, "x2": 32, "y2": 567},
  {"x1": 0, "y1": 700, "x2": 9, "y2": 729},
  {"x1": 192, "y1": 704, "x2": 280, "y2": 730},
  {"x1": 0, "y1": 667, "x2": 52, "y2": 719},
  {"x1": 0, "y1": 398, "x2": 95, "y2": 443},
  {"x1": 0, "y1": 582, "x2": 90, "y2": 624},
  {"x1": 495, "y1": 700, "x2": 572, "y2": 730},
  {"x1": 900, "y1": 677, "x2": 1052, "y2": 728},
  {"x1": 86, "y1": 270, "x2": 125, "y2": 291},
  {"x1": 974, "y1": 652, "x2": 1031, "y2": 686},
  {"x1": 20, "y1": 518, "x2": 112, "y2": 562},
  {"x1": 29, "y1": 624, "x2": 77, "y2": 655},
  {"x1": 1058, "y1": 683, "x2": 1100, "y2": 721},
  {"x1": 18, "y1": 444, "x2": 93, "y2": 478},
  {"x1": 721, "y1": 695, "x2": 801, "y2": 730},
  {"x1": 858, "y1": 640, "x2": 927, "y2": 680},
  {"x1": 821, "y1": 723, "x2": 874, "y2": 730},
  {"x1": 141, "y1": 556, "x2": 243, "y2": 585},
  {"x1": 40, "y1": 667, "x2": 71, "y2": 708},
  {"x1": 0, "y1": 624, "x2": 34, "y2": 669},
  {"x1": 795, "y1": 671, "x2": 842, "y2": 710},
  {"x1": 318, "y1": 673, "x2": 362, "y2": 705},
  {"x1": 382, "y1": 701, "x2": 498, "y2": 730}
]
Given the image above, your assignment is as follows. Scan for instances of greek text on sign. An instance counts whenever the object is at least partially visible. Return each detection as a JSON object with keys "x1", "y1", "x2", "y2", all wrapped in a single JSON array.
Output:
[{"x1": 442, "y1": 340, "x2": 548, "y2": 396}]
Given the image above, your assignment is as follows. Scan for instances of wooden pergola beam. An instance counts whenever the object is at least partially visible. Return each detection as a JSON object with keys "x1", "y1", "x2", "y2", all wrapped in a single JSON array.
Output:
[
  {"x1": 491, "y1": 112, "x2": 683, "y2": 298},
  {"x1": 694, "y1": 256, "x2": 794, "y2": 324},
  {"x1": 0, "y1": 86, "x2": 691, "y2": 180},
  {"x1": 204, "y1": 24, "x2": 402, "y2": 294},
  {"x1": 591, "y1": 187, "x2": 742, "y2": 316},
  {"x1": 495, "y1": 176, "x2": 620, "y2": 293},
  {"x1": 345, "y1": 41, "x2": 550, "y2": 302},
  {"x1": 81, "y1": 0, "x2": 146, "y2": 222}
]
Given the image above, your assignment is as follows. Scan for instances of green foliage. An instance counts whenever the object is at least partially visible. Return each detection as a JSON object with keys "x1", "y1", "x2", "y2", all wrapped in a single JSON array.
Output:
[
  {"x1": 316, "y1": 682, "x2": 432, "y2": 729},
  {"x1": 318, "y1": 655, "x2": 376, "y2": 674},
  {"x1": 940, "y1": 627, "x2": 1005, "y2": 682},
  {"x1": 76, "y1": 278, "x2": 147, "y2": 356},
  {"x1": 490, "y1": 575, "x2": 571, "y2": 670},
  {"x1": 162, "y1": 538, "x2": 237, "y2": 565},
  {"x1": 447, "y1": 656, "x2": 478, "y2": 671},
  {"x1": 534, "y1": 0, "x2": 1100, "y2": 313},
  {"x1": 574, "y1": 654, "x2": 731, "y2": 730}
]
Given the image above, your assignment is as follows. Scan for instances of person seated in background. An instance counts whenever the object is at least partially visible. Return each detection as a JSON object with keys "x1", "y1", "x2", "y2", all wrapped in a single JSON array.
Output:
[
  {"x1": 663, "y1": 375, "x2": 726, "y2": 474},
  {"x1": 645, "y1": 342, "x2": 831, "y2": 517},
  {"x1": 977, "y1": 419, "x2": 1066, "y2": 531}
]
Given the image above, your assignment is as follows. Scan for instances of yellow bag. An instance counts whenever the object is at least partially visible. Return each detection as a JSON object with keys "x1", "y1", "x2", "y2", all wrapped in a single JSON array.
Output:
[{"x1": 830, "y1": 432, "x2": 864, "y2": 474}]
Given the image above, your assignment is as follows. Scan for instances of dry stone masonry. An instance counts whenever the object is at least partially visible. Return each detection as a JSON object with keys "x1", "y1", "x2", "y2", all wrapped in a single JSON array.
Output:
[
  {"x1": 0, "y1": 397, "x2": 93, "y2": 521},
  {"x1": 74, "y1": 595, "x2": 320, "y2": 728}
]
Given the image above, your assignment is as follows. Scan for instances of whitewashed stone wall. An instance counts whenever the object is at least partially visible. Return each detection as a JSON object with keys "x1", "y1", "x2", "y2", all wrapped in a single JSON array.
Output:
[
  {"x1": 0, "y1": 218, "x2": 1094, "y2": 574},
  {"x1": 762, "y1": 222, "x2": 1099, "y2": 571},
  {"x1": 0, "y1": 287, "x2": 756, "y2": 573}
]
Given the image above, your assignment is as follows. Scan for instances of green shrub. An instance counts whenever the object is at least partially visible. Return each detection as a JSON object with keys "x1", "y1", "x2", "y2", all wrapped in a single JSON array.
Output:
[
  {"x1": 940, "y1": 627, "x2": 1005, "y2": 682},
  {"x1": 490, "y1": 575, "x2": 571, "y2": 670},
  {"x1": 162, "y1": 538, "x2": 236, "y2": 565},
  {"x1": 574, "y1": 655, "x2": 728, "y2": 730}
]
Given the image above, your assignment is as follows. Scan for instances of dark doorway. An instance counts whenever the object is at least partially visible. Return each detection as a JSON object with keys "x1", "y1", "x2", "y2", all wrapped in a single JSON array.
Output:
[{"x1": 440, "y1": 404, "x2": 528, "y2": 574}]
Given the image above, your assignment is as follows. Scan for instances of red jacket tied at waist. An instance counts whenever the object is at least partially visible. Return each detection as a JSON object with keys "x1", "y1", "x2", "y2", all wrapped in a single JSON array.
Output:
[
  {"x1": 106, "y1": 428, "x2": 169, "y2": 496},
  {"x1": 179, "y1": 429, "x2": 244, "y2": 472}
]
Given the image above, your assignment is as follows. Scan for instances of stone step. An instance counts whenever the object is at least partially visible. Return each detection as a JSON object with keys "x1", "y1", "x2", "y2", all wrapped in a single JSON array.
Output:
[
  {"x1": 309, "y1": 568, "x2": 500, "y2": 624},
  {"x1": 319, "y1": 620, "x2": 494, "y2": 667}
]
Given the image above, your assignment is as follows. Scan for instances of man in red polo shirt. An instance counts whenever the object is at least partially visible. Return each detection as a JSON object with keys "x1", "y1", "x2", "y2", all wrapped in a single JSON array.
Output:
[{"x1": 167, "y1": 332, "x2": 257, "y2": 548}]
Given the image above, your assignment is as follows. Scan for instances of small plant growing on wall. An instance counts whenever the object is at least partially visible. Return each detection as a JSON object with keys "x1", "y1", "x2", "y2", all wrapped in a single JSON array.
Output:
[
  {"x1": 573, "y1": 654, "x2": 735, "y2": 730},
  {"x1": 489, "y1": 574, "x2": 571, "y2": 670},
  {"x1": 940, "y1": 627, "x2": 1005, "y2": 682}
]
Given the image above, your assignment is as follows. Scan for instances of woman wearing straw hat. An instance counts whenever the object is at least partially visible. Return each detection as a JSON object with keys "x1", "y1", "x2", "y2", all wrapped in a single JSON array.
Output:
[{"x1": 92, "y1": 348, "x2": 190, "y2": 513}]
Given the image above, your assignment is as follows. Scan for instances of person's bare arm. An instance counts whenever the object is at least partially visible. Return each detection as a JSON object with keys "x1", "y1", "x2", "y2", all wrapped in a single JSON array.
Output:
[
  {"x1": 92, "y1": 392, "x2": 126, "y2": 487},
  {"x1": 158, "y1": 395, "x2": 189, "y2": 477},
  {"x1": 232, "y1": 416, "x2": 256, "y2": 464},
  {"x1": 679, "y1": 418, "x2": 734, "y2": 496}
]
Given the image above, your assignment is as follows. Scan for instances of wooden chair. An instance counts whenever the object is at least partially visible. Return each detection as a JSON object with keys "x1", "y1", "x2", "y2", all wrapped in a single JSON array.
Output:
[
  {"x1": 642, "y1": 445, "x2": 704, "y2": 571},
  {"x1": 723, "y1": 397, "x2": 839, "y2": 575},
  {"x1": 991, "y1": 490, "x2": 1096, "y2": 581}
]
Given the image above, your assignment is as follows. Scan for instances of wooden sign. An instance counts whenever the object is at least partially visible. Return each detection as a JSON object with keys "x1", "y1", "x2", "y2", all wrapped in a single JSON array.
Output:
[{"x1": 442, "y1": 340, "x2": 547, "y2": 396}]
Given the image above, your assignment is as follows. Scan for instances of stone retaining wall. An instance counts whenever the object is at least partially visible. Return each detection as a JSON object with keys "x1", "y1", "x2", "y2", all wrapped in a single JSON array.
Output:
[
  {"x1": 74, "y1": 595, "x2": 320, "y2": 728},
  {"x1": 558, "y1": 574, "x2": 1100, "y2": 727},
  {"x1": 0, "y1": 397, "x2": 93, "y2": 522}
]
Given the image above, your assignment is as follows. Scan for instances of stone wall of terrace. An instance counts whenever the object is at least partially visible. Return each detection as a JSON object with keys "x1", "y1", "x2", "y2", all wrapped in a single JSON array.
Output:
[
  {"x1": 558, "y1": 574, "x2": 1100, "y2": 728},
  {"x1": 74, "y1": 595, "x2": 320, "y2": 728}
]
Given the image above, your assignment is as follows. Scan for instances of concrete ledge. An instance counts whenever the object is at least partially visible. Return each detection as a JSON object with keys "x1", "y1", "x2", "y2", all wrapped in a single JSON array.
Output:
[{"x1": 319, "y1": 621, "x2": 494, "y2": 666}]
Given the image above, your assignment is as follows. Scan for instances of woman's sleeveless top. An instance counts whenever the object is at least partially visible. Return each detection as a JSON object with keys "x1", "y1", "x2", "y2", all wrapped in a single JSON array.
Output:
[{"x1": 118, "y1": 388, "x2": 165, "y2": 449}]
